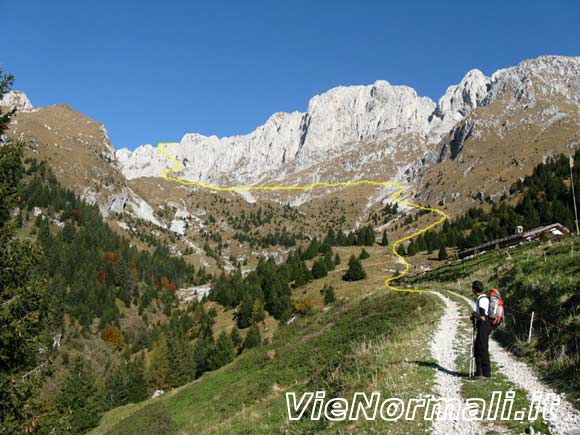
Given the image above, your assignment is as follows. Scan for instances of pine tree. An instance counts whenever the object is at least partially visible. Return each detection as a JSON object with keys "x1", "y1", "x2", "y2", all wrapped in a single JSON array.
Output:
[
  {"x1": 243, "y1": 324, "x2": 261, "y2": 350},
  {"x1": 0, "y1": 140, "x2": 48, "y2": 431},
  {"x1": 105, "y1": 363, "x2": 129, "y2": 408},
  {"x1": 406, "y1": 240, "x2": 417, "y2": 256},
  {"x1": 324, "y1": 227, "x2": 336, "y2": 246},
  {"x1": 208, "y1": 332, "x2": 236, "y2": 370},
  {"x1": 230, "y1": 328, "x2": 242, "y2": 351},
  {"x1": 62, "y1": 221, "x2": 75, "y2": 242},
  {"x1": 294, "y1": 260, "x2": 313, "y2": 287},
  {"x1": 342, "y1": 255, "x2": 366, "y2": 281},
  {"x1": 323, "y1": 251, "x2": 335, "y2": 271},
  {"x1": 126, "y1": 354, "x2": 148, "y2": 403},
  {"x1": 193, "y1": 336, "x2": 214, "y2": 377},
  {"x1": 302, "y1": 238, "x2": 320, "y2": 260},
  {"x1": 396, "y1": 243, "x2": 406, "y2": 256},
  {"x1": 56, "y1": 358, "x2": 103, "y2": 434},
  {"x1": 334, "y1": 252, "x2": 341, "y2": 265},
  {"x1": 168, "y1": 332, "x2": 195, "y2": 387},
  {"x1": 358, "y1": 248, "x2": 370, "y2": 260},
  {"x1": 437, "y1": 243, "x2": 448, "y2": 261},
  {"x1": 322, "y1": 283, "x2": 336, "y2": 305},
  {"x1": 380, "y1": 230, "x2": 389, "y2": 246},
  {"x1": 311, "y1": 258, "x2": 328, "y2": 279},
  {"x1": 147, "y1": 333, "x2": 170, "y2": 389},
  {"x1": 237, "y1": 294, "x2": 254, "y2": 329},
  {"x1": 0, "y1": 68, "x2": 15, "y2": 140}
]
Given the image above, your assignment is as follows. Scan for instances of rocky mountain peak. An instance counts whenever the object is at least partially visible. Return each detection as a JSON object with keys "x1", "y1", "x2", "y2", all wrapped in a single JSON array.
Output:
[
  {"x1": 109, "y1": 56, "x2": 580, "y2": 187},
  {"x1": 0, "y1": 90, "x2": 33, "y2": 111},
  {"x1": 117, "y1": 79, "x2": 439, "y2": 184},
  {"x1": 484, "y1": 55, "x2": 580, "y2": 107},
  {"x1": 432, "y1": 69, "x2": 491, "y2": 128}
]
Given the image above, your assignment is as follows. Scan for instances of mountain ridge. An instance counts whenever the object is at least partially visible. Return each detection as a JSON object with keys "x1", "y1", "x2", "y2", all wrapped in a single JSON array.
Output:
[{"x1": 114, "y1": 55, "x2": 580, "y2": 187}]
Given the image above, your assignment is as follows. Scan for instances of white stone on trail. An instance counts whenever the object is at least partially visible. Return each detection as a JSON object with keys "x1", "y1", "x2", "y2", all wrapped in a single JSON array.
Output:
[
  {"x1": 451, "y1": 291, "x2": 580, "y2": 435},
  {"x1": 430, "y1": 292, "x2": 485, "y2": 435}
]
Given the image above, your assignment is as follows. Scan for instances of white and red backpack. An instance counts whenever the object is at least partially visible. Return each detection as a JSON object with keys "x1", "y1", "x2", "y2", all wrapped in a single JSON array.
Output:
[{"x1": 487, "y1": 288, "x2": 504, "y2": 327}]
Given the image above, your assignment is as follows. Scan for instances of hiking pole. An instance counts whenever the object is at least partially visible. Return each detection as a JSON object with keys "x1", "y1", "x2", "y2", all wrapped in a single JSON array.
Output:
[{"x1": 469, "y1": 323, "x2": 475, "y2": 378}]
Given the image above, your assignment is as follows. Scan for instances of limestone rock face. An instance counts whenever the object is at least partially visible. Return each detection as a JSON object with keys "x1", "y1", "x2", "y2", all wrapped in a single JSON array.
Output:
[
  {"x1": 114, "y1": 56, "x2": 580, "y2": 185},
  {"x1": 0, "y1": 90, "x2": 33, "y2": 111}
]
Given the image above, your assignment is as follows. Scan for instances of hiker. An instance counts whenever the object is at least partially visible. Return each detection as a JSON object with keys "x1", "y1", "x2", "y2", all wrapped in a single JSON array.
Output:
[{"x1": 470, "y1": 280, "x2": 492, "y2": 379}]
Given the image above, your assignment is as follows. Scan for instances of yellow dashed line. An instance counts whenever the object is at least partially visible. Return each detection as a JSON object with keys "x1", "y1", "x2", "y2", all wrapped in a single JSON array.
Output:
[{"x1": 157, "y1": 142, "x2": 446, "y2": 293}]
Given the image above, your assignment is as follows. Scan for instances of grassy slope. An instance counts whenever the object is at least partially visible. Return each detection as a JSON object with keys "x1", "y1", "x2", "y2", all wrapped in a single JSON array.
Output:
[
  {"x1": 453, "y1": 238, "x2": 579, "y2": 403},
  {"x1": 92, "y1": 288, "x2": 443, "y2": 435},
  {"x1": 424, "y1": 237, "x2": 580, "y2": 432}
]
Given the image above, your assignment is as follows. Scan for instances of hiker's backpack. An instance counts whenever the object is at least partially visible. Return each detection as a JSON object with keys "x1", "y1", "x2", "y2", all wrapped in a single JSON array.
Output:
[{"x1": 487, "y1": 288, "x2": 504, "y2": 327}]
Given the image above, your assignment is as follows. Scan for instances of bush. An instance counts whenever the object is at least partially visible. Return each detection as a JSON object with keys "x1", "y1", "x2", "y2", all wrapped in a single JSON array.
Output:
[{"x1": 293, "y1": 298, "x2": 314, "y2": 314}]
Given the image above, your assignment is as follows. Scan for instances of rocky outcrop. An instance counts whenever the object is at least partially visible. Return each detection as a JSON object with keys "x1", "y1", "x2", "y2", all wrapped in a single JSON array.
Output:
[
  {"x1": 0, "y1": 90, "x2": 33, "y2": 111},
  {"x1": 111, "y1": 56, "x2": 580, "y2": 186},
  {"x1": 116, "y1": 81, "x2": 440, "y2": 184}
]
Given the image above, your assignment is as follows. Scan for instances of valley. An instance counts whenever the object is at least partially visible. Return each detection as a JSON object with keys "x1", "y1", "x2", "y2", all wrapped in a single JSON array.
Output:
[{"x1": 1, "y1": 54, "x2": 580, "y2": 435}]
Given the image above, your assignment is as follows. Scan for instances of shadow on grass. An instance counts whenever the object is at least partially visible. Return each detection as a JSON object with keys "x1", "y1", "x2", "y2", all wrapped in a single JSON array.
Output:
[{"x1": 412, "y1": 360, "x2": 467, "y2": 378}]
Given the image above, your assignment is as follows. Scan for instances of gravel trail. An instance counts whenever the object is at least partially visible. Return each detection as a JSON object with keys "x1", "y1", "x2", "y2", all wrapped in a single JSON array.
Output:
[
  {"x1": 450, "y1": 290, "x2": 580, "y2": 435},
  {"x1": 430, "y1": 292, "x2": 486, "y2": 435}
]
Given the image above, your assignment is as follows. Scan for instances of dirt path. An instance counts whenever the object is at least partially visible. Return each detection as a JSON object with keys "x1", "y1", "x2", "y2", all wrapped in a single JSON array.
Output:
[
  {"x1": 450, "y1": 290, "x2": 580, "y2": 435},
  {"x1": 430, "y1": 292, "x2": 486, "y2": 435}
]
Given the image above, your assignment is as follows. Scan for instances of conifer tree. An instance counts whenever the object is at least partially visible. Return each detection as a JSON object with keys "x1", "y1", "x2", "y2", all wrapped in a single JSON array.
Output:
[
  {"x1": 237, "y1": 294, "x2": 254, "y2": 329},
  {"x1": 342, "y1": 255, "x2": 366, "y2": 281},
  {"x1": 105, "y1": 363, "x2": 129, "y2": 408},
  {"x1": 396, "y1": 243, "x2": 406, "y2": 256},
  {"x1": 243, "y1": 324, "x2": 262, "y2": 350},
  {"x1": 168, "y1": 332, "x2": 195, "y2": 387},
  {"x1": 311, "y1": 258, "x2": 328, "y2": 279},
  {"x1": 380, "y1": 230, "x2": 389, "y2": 246},
  {"x1": 126, "y1": 354, "x2": 148, "y2": 403},
  {"x1": 358, "y1": 248, "x2": 370, "y2": 260},
  {"x1": 147, "y1": 333, "x2": 170, "y2": 389},
  {"x1": 56, "y1": 358, "x2": 103, "y2": 434},
  {"x1": 323, "y1": 251, "x2": 335, "y2": 271},
  {"x1": 437, "y1": 243, "x2": 448, "y2": 261},
  {"x1": 193, "y1": 336, "x2": 214, "y2": 377},
  {"x1": 0, "y1": 81, "x2": 49, "y2": 431},
  {"x1": 406, "y1": 240, "x2": 417, "y2": 256},
  {"x1": 208, "y1": 331, "x2": 236, "y2": 370},
  {"x1": 230, "y1": 328, "x2": 242, "y2": 351},
  {"x1": 322, "y1": 283, "x2": 336, "y2": 305},
  {"x1": 324, "y1": 227, "x2": 336, "y2": 246}
]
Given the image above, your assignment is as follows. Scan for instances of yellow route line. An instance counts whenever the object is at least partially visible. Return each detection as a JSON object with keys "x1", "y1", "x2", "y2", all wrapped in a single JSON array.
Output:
[{"x1": 157, "y1": 142, "x2": 447, "y2": 293}]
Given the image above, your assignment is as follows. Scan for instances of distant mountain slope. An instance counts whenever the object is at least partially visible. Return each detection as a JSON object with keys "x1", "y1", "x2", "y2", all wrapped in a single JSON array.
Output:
[{"x1": 4, "y1": 55, "x2": 580, "y2": 278}]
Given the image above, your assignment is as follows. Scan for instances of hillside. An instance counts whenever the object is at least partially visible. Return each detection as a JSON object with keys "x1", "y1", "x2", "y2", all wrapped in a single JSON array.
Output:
[
  {"x1": 2, "y1": 54, "x2": 580, "y2": 435},
  {"x1": 1, "y1": 56, "x2": 579, "y2": 283},
  {"x1": 92, "y1": 289, "x2": 443, "y2": 435},
  {"x1": 90, "y1": 236, "x2": 580, "y2": 435}
]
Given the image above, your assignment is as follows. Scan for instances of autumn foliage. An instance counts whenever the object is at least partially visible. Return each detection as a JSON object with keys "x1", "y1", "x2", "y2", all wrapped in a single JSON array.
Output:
[
  {"x1": 102, "y1": 251, "x2": 119, "y2": 266},
  {"x1": 101, "y1": 324, "x2": 125, "y2": 350},
  {"x1": 161, "y1": 276, "x2": 177, "y2": 294}
]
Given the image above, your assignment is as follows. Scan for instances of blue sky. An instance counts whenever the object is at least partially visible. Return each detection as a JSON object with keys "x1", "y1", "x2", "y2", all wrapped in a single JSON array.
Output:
[{"x1": 3, "y1": 0, "x2": 579, "y2": 150}]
